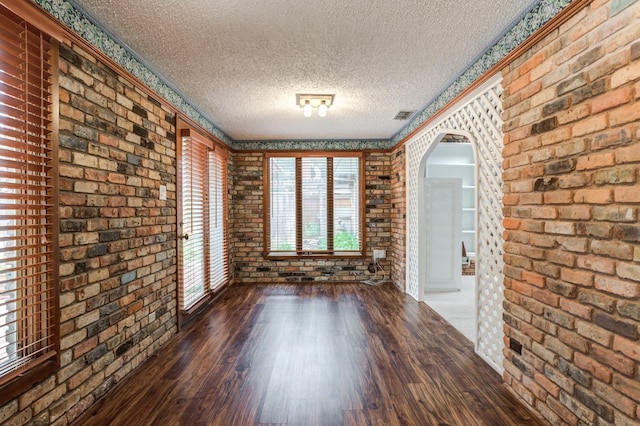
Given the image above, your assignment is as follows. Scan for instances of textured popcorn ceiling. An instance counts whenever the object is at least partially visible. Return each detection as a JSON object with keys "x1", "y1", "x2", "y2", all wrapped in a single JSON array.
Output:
[{"x1": 72, "y1": 0, "x2": 536, "y2": 141}]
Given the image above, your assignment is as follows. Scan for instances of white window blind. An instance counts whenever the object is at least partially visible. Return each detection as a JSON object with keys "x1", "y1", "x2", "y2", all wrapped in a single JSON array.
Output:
[
  {"x1": 333, "y1": 157, "x2": 360, "y2": 251},
  {"x1": 179, "y1": 130, "x2": 228, "y2": 313},
  {"x1": 267, "y1": 155, "x2": 362, "y2": 256},
  {"x1": 180, "y1": 135, "x2": 206, "y2": 309},
  {"x1": 302, "y1": 158, "x2": 327, "y2": 251},
  {"x1": 269, "y1": 157, "x2": 296, "y2": 252},
  {"x1": 208, "y1": 149, "x2": 227, "y2": 291}
]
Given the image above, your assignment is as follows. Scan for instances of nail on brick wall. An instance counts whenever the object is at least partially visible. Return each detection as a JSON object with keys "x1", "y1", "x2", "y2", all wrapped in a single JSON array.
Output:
[
  {"x1": 501, "y1": 1, "x2": 640, "y2": 424},
  {"x1": 229, "y1": 152, "x2": 392, "y2": 283}
]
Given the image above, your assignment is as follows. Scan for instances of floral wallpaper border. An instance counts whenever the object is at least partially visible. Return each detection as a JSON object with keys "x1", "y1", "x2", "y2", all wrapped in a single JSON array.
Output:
[
  {"x1": 33, "y1": 0, "x2": 571, "y2": 151},
  {"x1": 391, "y1": 0, "x2": 572, "y2": 146},
  {"x1": 233, "y1": 139, "x2": 391, "y2": 152},
  {"x1": 33, "y1": 0, "x2": 232, "y2": 146}
]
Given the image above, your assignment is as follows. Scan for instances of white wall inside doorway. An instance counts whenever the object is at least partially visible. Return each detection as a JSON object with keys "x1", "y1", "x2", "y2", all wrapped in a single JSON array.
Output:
[{"x1": 426, "y1": 142, "x2": 476, "y2": 258}]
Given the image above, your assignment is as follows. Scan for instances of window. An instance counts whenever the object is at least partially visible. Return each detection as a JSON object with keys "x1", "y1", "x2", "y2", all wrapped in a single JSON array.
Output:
[
  {"x1": 0, "y1": 4, "x2": 59, "y2": 401},
  {"x1": 208, "y1": 148, "x2": 228, "y2": 291},
  {"x1": 179, "y1": 129, "x2": 228, "y2": 313},
  {"x1": 265, "y1": 153, "x2": 364, "y2": 257}
]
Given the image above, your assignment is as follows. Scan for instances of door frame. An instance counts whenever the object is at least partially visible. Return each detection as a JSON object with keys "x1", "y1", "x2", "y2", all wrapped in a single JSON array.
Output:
[{"x1": 176, "y1": 119, "x2": 230, "y2": 329}]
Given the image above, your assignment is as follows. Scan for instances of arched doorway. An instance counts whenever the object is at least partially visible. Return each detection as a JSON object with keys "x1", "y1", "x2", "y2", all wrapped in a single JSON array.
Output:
[
  {"x1": 418, "y1": 132, "x2": 477, "y2": 343},
  {"x1": 404, "y1": 73, "x2": 505, "y2": 372}
]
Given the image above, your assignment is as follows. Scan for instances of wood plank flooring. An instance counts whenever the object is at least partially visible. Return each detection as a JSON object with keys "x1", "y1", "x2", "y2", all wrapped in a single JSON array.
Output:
[{"x1": 78, "y1": 283, "x2": 544, "y2": 426}]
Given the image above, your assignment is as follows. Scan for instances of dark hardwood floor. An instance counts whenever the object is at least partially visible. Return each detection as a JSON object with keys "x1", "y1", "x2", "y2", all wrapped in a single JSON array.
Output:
[{"x1": 78, "y1": 282, "x2": 544, "y2": 426}]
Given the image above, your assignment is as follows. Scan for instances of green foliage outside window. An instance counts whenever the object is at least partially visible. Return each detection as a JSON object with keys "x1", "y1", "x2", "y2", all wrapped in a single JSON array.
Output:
[{"x1": 334, "y1": 231, "x2": 359, "y2": 250}]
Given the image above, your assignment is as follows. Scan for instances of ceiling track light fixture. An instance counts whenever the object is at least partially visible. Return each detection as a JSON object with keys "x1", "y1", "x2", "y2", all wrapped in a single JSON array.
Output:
[{"x1": 296, "y1": 94, "x2": 334, "y2": 118}]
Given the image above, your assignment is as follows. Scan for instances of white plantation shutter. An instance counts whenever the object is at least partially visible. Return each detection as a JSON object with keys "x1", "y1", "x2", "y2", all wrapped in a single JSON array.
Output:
[{"x1": 0, "y1": 4, "x2": 59, "y2": 390}]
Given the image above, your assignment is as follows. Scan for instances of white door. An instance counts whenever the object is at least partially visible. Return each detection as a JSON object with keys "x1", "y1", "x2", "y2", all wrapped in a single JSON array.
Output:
[{"x1": 424, "y1": 178, "x2": 462, "y2": 292}]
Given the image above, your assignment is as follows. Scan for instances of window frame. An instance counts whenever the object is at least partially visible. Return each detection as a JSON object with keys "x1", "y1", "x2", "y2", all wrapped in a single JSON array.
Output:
[
  {"x1": 0, "y1": 2, "x2": 60, "y2": 405},
  {"x1": 264, "y1": 151, "x2": 366, "y2": 259}
]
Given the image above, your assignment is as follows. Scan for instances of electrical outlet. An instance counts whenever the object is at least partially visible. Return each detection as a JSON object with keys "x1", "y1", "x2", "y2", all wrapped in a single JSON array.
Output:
[
  {"x1": 159, "y1": 185, "x2": 167, "y2": 201},
  {"x1": 373, "y1": 249, "x2": 386, "y2": 259}
]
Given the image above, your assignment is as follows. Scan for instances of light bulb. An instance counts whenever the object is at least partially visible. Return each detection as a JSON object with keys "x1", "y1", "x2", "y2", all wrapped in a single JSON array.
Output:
[
  {"x1": 318, "y1": 101, "x2": 328, "y2": 117},
  {"x1": 303, "y1": 101, "x2": 312, "y2": 118}
]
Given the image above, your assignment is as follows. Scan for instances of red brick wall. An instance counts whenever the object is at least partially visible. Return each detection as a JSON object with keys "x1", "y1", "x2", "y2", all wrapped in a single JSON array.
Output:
[
  {"x1": 502, "y1": 1, "x2": 640, "y2": 424},
  {"x1": 229, "y1": 152, "x2": 392, "y2": 283},
  {"x1": 390, "y1": 146, "x2": 406, "y2": 290},
  {"x1": 0, "y1": 41, "x2": 179, "y2": 424}
]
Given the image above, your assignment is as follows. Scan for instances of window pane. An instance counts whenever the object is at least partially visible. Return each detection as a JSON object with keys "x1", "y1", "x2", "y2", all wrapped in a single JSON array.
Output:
[
  {"x1": 0, "y1": 180, "x2": 19, "y2": 376},
  {"x1": 267, "y1": 155, "x2": 362, "y2": 256},
  {"x1": 209, "y1": 150, "x2": 227, "y2": 291},
  {"x1": 302, "y1": 158, "x2": 327, "y2": 251},
  {"x1": 181, "y1": 138, "x2": 206, "y2": 309},
  {"x1": 333, "y1": 158, "x2": 360, "y2": 251},
  {"x1": 269, "y1": 158, "x2": 296, "y2": 251}
]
